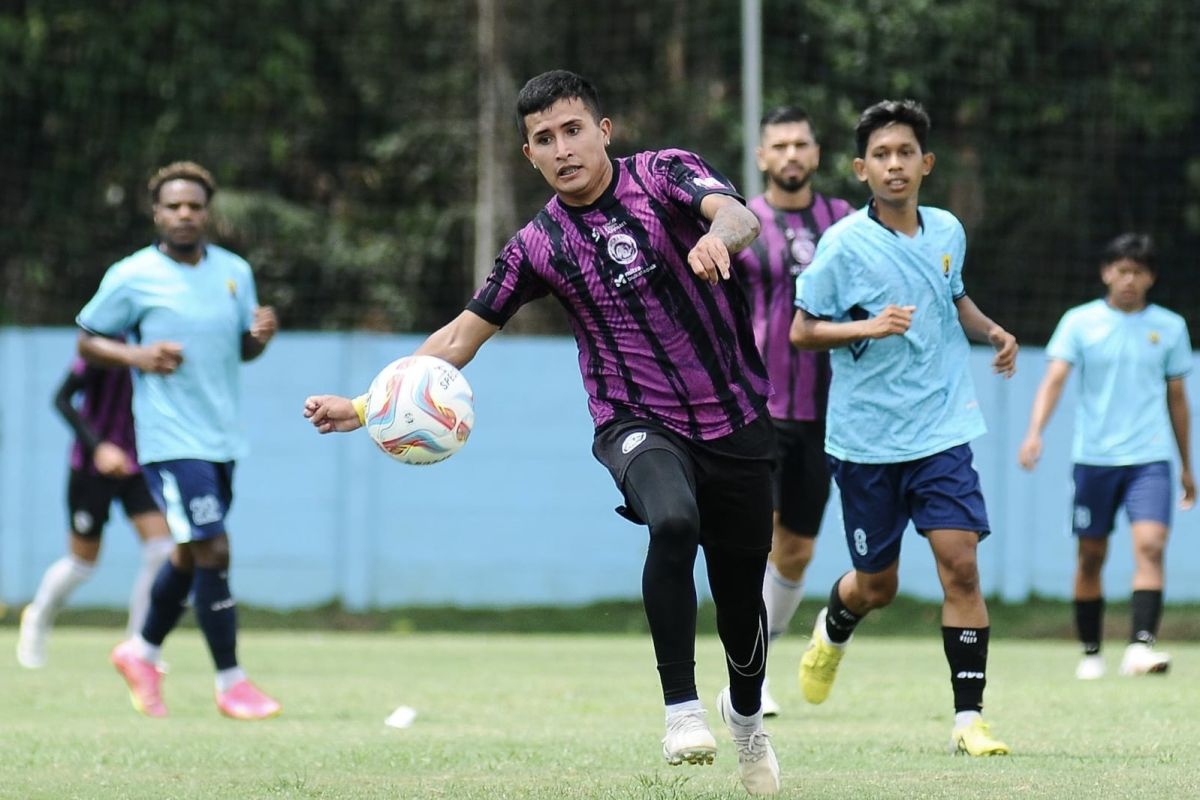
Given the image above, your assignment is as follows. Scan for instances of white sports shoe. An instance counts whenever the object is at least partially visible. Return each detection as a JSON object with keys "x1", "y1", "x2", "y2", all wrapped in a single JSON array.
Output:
[
  {"x1": 1075, "y1": 653, "x2": 1105, "y2": 680},
  {"x1": 717, "y1": 686, "x2": 781, "y2": 796},
  {"x1": 760, "y1": 677, "x2": 781, "y2": 717},
  {"x1": 16, "y1": 606, "x2": 48, "y2": 669},
  {"x1": 662, "y1": 707, "x2": 717, "y2": 766},
  {"x1": 1119, "y1": 642, "x2": 1170, "y2": 676}
]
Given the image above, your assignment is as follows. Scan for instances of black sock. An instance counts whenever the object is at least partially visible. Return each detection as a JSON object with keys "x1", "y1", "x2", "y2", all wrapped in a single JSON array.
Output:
[
  {"x1": 193, "y1": 567, "x2": 239, "y2": 671},
  {"x1": 825, "y1": 576, "x2": 862, "y2": 644},
  {"x1": 141, "y1": 560, "x2": 192, "y2": 646},
  {"x1": 1130, "y1": 589, "x2": 1163, "y2": 645},
  {"x1": 1074, "y1": 598, "x2": 1104, "y2": 654},
  {"x1": 943, "y1": 626, "x2": 989, "y2": 713}
]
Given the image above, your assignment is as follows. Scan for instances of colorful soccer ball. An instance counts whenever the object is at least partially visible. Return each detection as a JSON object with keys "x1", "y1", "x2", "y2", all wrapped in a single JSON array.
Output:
[{"x1": 363, "y1": 355, "x2": 474, "y2": 464}]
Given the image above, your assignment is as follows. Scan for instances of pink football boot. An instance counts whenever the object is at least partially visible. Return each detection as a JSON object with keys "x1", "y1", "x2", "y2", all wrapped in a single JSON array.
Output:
[
  {"x1": 110, "y1": 640, "x2": 167, "y2": 718},
  {"x1": 216, "y1": 679, "x2": 282, "y2": 720}
]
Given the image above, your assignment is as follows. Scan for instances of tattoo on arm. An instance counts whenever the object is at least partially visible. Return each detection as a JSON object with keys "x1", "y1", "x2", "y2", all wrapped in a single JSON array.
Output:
[{"x1": 708, "y1": 203, "x2": 760, "y2": 254}]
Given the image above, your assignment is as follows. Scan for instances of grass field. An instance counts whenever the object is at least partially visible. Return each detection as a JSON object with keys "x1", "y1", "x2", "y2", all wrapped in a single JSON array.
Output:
[{"x1": 0, "y1": 628, "x2": 1196, "y2": 799}]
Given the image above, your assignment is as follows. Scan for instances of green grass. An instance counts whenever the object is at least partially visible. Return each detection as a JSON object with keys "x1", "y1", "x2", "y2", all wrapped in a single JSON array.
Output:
[{"x1": 0, "y1": 629, "x2": 1196, "y2": 799}]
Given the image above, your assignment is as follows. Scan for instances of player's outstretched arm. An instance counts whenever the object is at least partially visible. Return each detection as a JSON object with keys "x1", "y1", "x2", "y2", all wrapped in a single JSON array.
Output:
[
  {"x1": 303, "y1": 310, "x2": 498, "y2": 435},
  {"x1": 1017, "y1": 359, "x2": 1071, "y2": 471},
  {"x1": 955, "y1": 295, "x2": 1017, "y2": 377},
  {"x1": 1167, "y1": 377, "x2": 1195, "y2": 510},
  {"x1": 688, "y1": 194, "x2": 760, "y2": 284},
  {"x1": 789, "y1": 305, "x2": 915, "y2": 351}
]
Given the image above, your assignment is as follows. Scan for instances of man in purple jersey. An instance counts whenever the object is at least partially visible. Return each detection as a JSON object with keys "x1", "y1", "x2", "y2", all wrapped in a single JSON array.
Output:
[
  {"x1": 304, "y1": 70, "x2": 781, "y2": 795},
  {"x1": 733, "y1": 107, "x2": 853, "y2": 716},
  {"x1": 16, "y1": 358, "x2": 173, "y2": 669}
]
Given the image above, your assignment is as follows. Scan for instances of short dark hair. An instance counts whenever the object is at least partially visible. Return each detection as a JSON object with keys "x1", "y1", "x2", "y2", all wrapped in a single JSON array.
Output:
[
  {"x1": 515, "y1": 70, "x2": 603, "y2": 139},
  {"x1": 760, "y1": 105, "x2": 815, "y2": 138},
  {"x1": 148, "y1": 161, "x2": 216, "y2": 203},
  {"x1": 1101, "y1": 232, "x2": 1156, "y2": 273},
  {"x1": 854, "y1": 100, "x2": 931, "y2": 157}
]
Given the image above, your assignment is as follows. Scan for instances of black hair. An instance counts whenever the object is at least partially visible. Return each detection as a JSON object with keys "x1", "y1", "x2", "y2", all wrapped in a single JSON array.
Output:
[
  {"x1": 854, "y1": 100, "x2": 931, "y2": 157},
  {"x1": 515, "y1": 70, "x2": 603, "y2": 139},
  {"x1": 148, "y1": 161, "x2": 216, "y2": 203},
  {"x1": 1100, "y1": 232, "x2": 1156, "y2": 273},
  {"x1": 760, "y1": 105, "x2": 815, "y2": 138}
]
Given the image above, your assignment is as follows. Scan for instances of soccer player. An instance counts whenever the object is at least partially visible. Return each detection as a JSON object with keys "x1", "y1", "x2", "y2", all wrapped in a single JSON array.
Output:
[
  {"x1": 304, "y1": 70, "x2": 781, "y2": 795},
  {"x1": 75, "y1": 161, "x2": 282, "y2": 720},
  {"x1": 790, "y1": 100, "x2": 1017, "y2": 756},
  {"x1": 16, "y1": 357, "x2": 174, "y2": 669},
  {"x1": 732, "y1": 106, "x2": 853, "y2": 716},
  {"x1": 1018, "y1": 233, "x2": 1193, "y2": 680}
]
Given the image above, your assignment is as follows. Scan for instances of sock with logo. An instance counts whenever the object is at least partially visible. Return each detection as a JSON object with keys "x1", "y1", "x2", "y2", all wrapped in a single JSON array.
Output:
[
  {"x1": 1074, "y1": 597, "x2": 1104, "y2": 654},
  {"x1": 943, "y1": 626, "x2": 989, "y2": 713},
  {"x1": 1130, "y1": 589, "x2": 1163, "y2": 645},
  {"x1": 824, "y1": 576, "x2": 863, "y2": 644},
  {"x1": 193, "y1": 567, "x2": 239, "y2": 670},
  {"x1": 141, "y1": 560, "x2": 192, "y2": 646}
]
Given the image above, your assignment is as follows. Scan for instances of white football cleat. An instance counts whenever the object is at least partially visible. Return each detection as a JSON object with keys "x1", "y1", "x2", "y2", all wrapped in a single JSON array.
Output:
[
  {"x1": 717, "y1": 686, "x2": 781, "y2": 796},
  {"x1": 1119, "y1": 642, "x2": 1170, "y2": 676},
  {"x1": 1075, "y1": 653, "x2": 1105, "y2": 680},
  {"x1": 16, "y1": 606, "x2": 48, "y2": 669},
  {"x1": 662, "y1": 707, "x2": 717, "y2": 766}
]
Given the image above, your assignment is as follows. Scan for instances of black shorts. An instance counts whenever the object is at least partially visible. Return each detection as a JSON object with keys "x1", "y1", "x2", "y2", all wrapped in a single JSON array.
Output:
[
  {"x1": 771, "y1": 418, "x2": 831, "y2": 537},
  {"x1": 592, "y1": 415, "x2": 775, "y2": 554},
  {"x1": 67, "y1": 468, "x2": 159, "y2": 538}
]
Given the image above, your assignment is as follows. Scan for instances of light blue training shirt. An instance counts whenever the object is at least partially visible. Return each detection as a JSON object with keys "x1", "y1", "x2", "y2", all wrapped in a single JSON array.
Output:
[
  {"x1": 1045, "y1": 298, "x2": 1191, "y2": 466},
  {"x1": 795, "y1": 204, "x2": 986, "y2": 463},
  {"x1": 77, "y1": 244, "x2": 258, "y2": 464}
]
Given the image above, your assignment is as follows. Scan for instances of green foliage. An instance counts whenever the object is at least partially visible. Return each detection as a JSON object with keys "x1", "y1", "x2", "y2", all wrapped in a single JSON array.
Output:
[{"x1": 2, "y1": 0, "x2": 1199, "y2": 339}]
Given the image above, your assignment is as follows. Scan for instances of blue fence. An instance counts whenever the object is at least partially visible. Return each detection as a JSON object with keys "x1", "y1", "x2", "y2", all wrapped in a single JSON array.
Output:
[{"x1": 2, "y1": 327, "x2": 1198, "y2": 610}]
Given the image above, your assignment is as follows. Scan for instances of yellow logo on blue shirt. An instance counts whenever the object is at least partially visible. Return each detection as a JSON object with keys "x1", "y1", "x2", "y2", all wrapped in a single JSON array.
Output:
[
  {"x1": 1149, "y1": 331, "x2": 1160, "y2": 345},
  {"x1": 941, "y1": 254, "x2": 951, "y2": 276},
  {"x1": 226, "y1": 279, "x2": 237, "y2": 297}
]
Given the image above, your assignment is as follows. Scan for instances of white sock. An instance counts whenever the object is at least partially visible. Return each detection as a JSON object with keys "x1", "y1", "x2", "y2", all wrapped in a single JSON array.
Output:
[
  {"x1": 29, "y1": 555, "x2": 95, "y2": 620},
  {"x1": 954, "y1": 710, "x2": 982, "y2": 729},
  {"x1": 763, "y1": 562, "x2": 804, "y2": 641},
  {"x1": 132, "y1": 634, "x2": 162, "y2": 665},
  {"x1": 216, "y1": 666, "x2": 247, "y2": 693},
  {"x1": 126, "y1": 538, "x2": 174, "y2": 637},
  {"x1": 725, "y1": 702, "x2": 764, "y2": 736},
  {"x1": 665, "y1": 699, "x2": 704, "y2": 720}
]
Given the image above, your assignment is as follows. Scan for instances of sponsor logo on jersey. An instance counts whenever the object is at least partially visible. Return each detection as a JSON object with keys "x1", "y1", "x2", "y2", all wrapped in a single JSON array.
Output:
[{"x1": 693, "y1": 176, "x2": 726, "y2": 190}]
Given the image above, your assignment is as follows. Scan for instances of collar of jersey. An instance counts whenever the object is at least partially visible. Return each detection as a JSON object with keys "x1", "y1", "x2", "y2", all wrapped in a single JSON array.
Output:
[
  {"x1": 556, "y1": 158, "x2": 621, "y2": 216},
  {"x1": 867, "y1": 198, "x2": 924, "y2": 236}
]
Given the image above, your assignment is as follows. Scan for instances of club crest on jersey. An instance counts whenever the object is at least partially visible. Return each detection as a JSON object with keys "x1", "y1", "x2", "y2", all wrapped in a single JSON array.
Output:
[
  {"x1": 1149, "y1": 331, "x2": 1161, "y2": 345},
  {"x1": 789, "y1": 232, "x2": 816, "y2": 274},
  {"x1": 226, "y1": 279, "x2": 238, "y2": 296},
  {"x1": 941, "y1": 254, "x2": 951, "y2": 276},
  {"x1": 621, "y1": 431, "x2": 647, "y2": 454},
  {"x1": 607, "y1": 233, "x2": 639, "y2": 266}
]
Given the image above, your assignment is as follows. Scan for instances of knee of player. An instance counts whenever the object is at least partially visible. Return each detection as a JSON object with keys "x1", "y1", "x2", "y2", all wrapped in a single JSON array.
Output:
[
  {"x1": 646, "y1": 506, "x2": 701, "y2": 544},
  {"x1": 939, "y1": 558, "x2": 981, "y2": 597},
  {"x1": 857, "y1": 573, "x2": 899, "y2": 609}
]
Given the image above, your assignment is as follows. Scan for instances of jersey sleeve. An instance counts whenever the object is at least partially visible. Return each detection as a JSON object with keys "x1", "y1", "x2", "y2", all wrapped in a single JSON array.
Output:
[
  {"x1": 1044, "y1": 311, "x2": 1079, "y2": 364},
  {"x1": 794, "y1": 233, "x2": 851, "y2": 319},
  {"x1": 1166, "y1": 316, "x2": 1193, "y2": 379},
  {"x1": 466, "y1": 233, "x2": 549, "y2": 327},
  {"x1": 949, "y1": 221, "x2": 967, "y2": 300},
  {"x1": 76, "y1": 262, "x2": 137, "y2": 336},
  {"x1": 654, "y1": 149, "x2": 742, "y2": 215}
]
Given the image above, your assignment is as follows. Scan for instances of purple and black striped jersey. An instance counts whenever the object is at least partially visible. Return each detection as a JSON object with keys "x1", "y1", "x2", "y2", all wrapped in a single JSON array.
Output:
[
  {"x1": 735, "y1": 193, "x2": 853, "y2": 421},
  {"x1": 468, "y1": 148, "x2": 770, "y2": 441},
  {"x1": 63, "y1": 358, "x2": 139, "y2": 475}
]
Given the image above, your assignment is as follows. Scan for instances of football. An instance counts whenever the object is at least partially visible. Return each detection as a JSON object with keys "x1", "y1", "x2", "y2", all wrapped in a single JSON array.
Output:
[{"x1": 363, "y1": 355, "x2": 475, "y2": 464}]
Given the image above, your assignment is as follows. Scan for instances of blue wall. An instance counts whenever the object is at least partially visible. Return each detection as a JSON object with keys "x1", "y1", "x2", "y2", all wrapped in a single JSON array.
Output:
[{"x1": 2, "y1": 327, "x2": 1198, "y2": 610}]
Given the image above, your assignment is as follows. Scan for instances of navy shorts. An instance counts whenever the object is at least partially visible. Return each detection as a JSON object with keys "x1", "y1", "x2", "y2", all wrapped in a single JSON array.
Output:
[
  {"x1": 66, "y1": 468, "x2": 159, "y2": 538},
  {"x1": 829, "y1": 443, "x2": 990, "y2": 573},
  {"x1": 771, "y1": 419, "x2": 830, "y2": 537},
  {"x1": 1071, "y1": 461, "x2": 1171, "y2": 537},
  {"x1": 142, "y1": 459, "x2": 236, "y2": 543}
]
